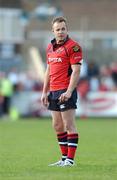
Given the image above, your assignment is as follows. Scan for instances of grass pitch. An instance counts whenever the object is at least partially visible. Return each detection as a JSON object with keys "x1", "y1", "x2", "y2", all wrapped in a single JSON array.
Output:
[{"x1": 0, "y1": 118, "x2": 117, "y2": 180}]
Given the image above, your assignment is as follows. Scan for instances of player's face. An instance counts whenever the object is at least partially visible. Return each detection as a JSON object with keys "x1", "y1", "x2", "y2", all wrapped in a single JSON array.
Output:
[{"x1": 52, "y1": 21, "x2": 68, "y2": 43}]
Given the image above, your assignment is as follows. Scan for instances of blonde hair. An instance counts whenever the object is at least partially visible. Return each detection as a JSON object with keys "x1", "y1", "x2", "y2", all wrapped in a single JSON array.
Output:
[{"x1": 52, "y1": 16, "x2": 67, "y2": 26}]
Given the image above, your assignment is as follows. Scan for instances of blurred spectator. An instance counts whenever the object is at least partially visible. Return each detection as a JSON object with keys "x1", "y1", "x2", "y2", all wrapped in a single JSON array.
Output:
[
  {"x1": 87, "y1": 60, "x2": 100, "y2": 91},
  {"x1": 33, "y1": 81, "x2": 43, "y2": 91},
  {"x1": 8, "y1": 68, "x2": 19, "y2": 92},
  {"x1": 89, "y1": 76, "x2": 100, "y2": 91},
  {"x1": 110, "y1": 62, "x2": 117, "y2": 88},
  {"x1": 78, "y1": 60, "x2": 89, "y2": 98},
  {"x1": 23, "y1": 71, "x2": 36, "y2": 91},
  {"x1": 99, "y1": 65, "x2": 115, "y2": 91},
  {"x1": 0, "y1": 72, "x2": 13, "y2": 118},
  {"x1": 0, "y1": 73, "x2": 4, "y2": 117},
  {"x1": 87, "y1": 60, "x2": 99, "y2": 79},
  {"x1": 77, "y1": 78, "x2": 89, "y2": 99},
  {"x1": 80, "y1": 60, "x2": 88, "y2": 79}
]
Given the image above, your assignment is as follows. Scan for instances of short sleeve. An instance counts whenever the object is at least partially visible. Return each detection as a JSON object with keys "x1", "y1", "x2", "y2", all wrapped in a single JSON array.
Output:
[{"x1": 69, "y1": 44, "x2": 83, "y2": 65}]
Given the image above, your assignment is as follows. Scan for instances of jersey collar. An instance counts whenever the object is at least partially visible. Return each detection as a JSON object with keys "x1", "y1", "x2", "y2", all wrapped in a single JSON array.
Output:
[{"x1": 51, "y1": 35, "x2": 69, "y2": 49}]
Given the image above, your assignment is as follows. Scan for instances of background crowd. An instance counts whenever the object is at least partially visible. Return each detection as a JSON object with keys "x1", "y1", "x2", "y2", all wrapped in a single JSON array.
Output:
[{"x1": 0, "y1": 60, "x2": 117, "y2": 118}]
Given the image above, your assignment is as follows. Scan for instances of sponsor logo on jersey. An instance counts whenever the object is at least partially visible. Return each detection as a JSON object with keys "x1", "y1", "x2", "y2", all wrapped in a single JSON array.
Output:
[{"x1": 48, "y1": 57, "x2": 62, "y2": 63}]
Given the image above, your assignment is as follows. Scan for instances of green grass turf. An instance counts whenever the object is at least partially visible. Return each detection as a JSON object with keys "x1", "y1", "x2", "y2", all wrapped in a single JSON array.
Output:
[{"x1": 0, "y1": 118, "x2": 117, "y2": 180}]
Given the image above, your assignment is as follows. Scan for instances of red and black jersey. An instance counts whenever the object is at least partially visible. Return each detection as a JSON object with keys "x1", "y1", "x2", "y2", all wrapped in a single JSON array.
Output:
[{"x1": 46, "y1": 36, "x2": 83, "y2": 91}]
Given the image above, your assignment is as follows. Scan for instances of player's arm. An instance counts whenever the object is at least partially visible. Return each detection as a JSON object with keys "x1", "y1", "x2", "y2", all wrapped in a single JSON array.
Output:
[
  {"x1": 42, "y1": 64, "x2": 50, "y2": 93},
  {"x1": 59, "y1": 64, "x2": 81, "y2": 102},
  {"x1": 67, "y1": 64, "x2": 81, "y2": 93},
  {"x1": 59, "y1": 43, "x2": 82, "y2": 102},
  {"x1": 41, "y1": 64, "x2": 50, "y2": 106},
  {"x1": 68, "y1": 44, "x2": 82, "y2": 94}
]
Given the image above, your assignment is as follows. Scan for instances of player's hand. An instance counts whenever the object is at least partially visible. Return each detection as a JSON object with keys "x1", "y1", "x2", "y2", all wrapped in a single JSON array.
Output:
[
  {"x1": 41, "y1": 93, "x2": 49, "y2": 107},
  {"x1": 58, "y1": 90, "x2": 72, "y2": 103}
]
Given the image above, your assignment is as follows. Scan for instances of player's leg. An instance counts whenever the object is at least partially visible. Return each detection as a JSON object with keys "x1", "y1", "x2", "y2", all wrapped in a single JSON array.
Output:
[
  {"x1": 61, "y1": 109, "x2": 79, "y2": 166},
  {"x1": 51, "y1": 110, "x2": 64, "y2": 133},
  {"x1": 61, "y1": 109, "x2": 77, "y2": 133},
  {"x1": 49, "y1": 111, "x2": 68, "y2": 166}
]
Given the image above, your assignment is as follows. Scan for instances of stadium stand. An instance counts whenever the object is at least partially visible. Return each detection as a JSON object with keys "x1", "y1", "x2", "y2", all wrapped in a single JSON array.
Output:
[{"x1": 0, "y1": 0, "x2": 117, "y2": 77}]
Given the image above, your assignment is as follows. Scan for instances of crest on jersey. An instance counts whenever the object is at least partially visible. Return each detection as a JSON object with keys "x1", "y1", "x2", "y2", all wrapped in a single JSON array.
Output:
[{"x1": 72, "y1": 45, "x2": 80, "y2": 52}]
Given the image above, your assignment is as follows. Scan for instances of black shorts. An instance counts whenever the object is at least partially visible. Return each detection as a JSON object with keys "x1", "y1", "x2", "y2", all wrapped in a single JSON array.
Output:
[{"x1": 48, "y1": 89, "x2": 77, "y2": 112}]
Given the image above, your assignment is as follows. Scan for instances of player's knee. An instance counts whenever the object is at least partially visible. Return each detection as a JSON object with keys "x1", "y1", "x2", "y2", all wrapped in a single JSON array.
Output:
[
  {"x1": 65, "y1": 123, "x2": 75, "y2": 132},
  {"x1": 65, "y1": 124, "x2": 70, "y2": 131},
  {"x1": 53, "y1": 122, "x2": 63, "y2": 132}
]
